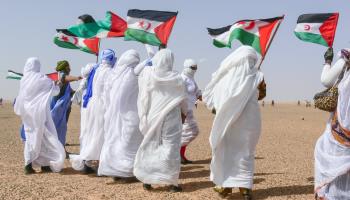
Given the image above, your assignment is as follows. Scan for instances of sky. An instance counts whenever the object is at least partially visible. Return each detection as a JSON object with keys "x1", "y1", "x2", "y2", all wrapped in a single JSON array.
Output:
[{"x1": 1, "y1": 1, "x2": 349, "y2": 101}]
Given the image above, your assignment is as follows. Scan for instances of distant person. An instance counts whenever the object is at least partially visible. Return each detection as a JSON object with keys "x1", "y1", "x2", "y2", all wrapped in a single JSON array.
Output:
[
  {"x1": 262, "y1": 101, "x2": 265, "y2": 107},
  {"x1": 271, "y1": 100, "x2": 275, "y2": 106},
  {"x1": 180, "y1": 59, "x2": 202, "y2": 164},
  {"x1": 14, "y1": 57, "x2": 65, "y2": 174},
  {"x1": 134, "y1": 49, "x2": 187, "y2": 192},
  {"x1": 50, "y1": 60, "x2": 81, "y2": 148},
  {"x1": 314, "y1": 48, "x2": 350, "y2": 199},
  {"x1": 298, "y1": 100, "x2": 300, "y2": 106},
  {"x1": 0, "y1": 98, "x2": 3, "y2": 106},
  {"x1": 203, "y1": 46, "x2": 265, "y2": 199}
]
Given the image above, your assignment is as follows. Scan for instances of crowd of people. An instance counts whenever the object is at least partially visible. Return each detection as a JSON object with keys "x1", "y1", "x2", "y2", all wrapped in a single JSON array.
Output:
[{"x1": 13, "y1": 45, "x2": 350, "y2": 199}]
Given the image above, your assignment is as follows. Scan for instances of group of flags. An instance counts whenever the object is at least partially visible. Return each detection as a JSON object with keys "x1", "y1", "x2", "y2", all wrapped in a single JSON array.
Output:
[
  {"x1": 207, "y1": 12, "x2": 339, "y2": 59},
  {"x1": 54, "y1": 10, "x2": 178, "y2": 55},
  {"x1": 55, "y1": 10, "x2": 340, "y2": 61}
]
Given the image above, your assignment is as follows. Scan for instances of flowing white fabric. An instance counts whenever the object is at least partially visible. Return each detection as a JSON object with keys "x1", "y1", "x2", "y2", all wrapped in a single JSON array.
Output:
[
  {"x1": 203, "y1": 46, "x2": 264, "y2": 188},
  {"x1": 315, "y1": 57, "x2": 350, "y2": 199},
  {"x1": 98, "y1": 50, "x2": 143, "y2": 177},
  {"x1": 14, "y1": 57, "x2": 65, "y2": 172},
  {"x1": 181, "y1": 59, "x2": 201, "y2": 146},
  {"x1": 70, "y1": 61, "x2": 113, "y2": 171},
  {"x1": 134, "y1": 49, "x2": 186, "y2": 186},
  {"x1": 71, "y1": 63, "x2": 95, "y2": 105}
]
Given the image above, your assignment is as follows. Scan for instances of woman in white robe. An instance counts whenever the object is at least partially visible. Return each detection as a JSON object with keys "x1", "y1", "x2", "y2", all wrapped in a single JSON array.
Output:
[
  {"x1": 203, "y1": 46, "x2": 264, "y2": 199},
  {"x1": 134, "y1": 49, "x2": 187, "y2": 192},
  {"x1": 98, "y1": 50, "x2": 143, "y2": 179},
  {"x1": 69, "y1": 49, "x2": 116, "y2": 173},
  {"x1": 14, "y1": 57, "x2": 65, "y2": 174},
  {"x1": 315, "y1": 48, "x2": 350, "y2": 200},
  {"x1": 180, "y1": 59, "x2": 202, "y2": 164},
  {"x1": 71, "y1": 63, "x2": 95, "y2": 160}
]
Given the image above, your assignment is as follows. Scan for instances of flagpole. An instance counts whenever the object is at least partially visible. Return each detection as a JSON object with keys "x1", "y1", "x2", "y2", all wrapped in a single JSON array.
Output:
[
  {"x1": 258, "y1": 15, "x2": 285, "y2": 70},
  {"x1": 96, "y1": 39, "x2": 101, "y2": 63}
]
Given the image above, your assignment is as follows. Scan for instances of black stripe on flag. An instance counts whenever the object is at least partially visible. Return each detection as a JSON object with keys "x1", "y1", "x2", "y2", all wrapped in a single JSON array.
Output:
[
  {"x1": 127, "y1": 9, "x2": 177, "y2": 22},
  {"x1": 297, "y1": 13, "x2": 335, "y2": 23},
  {"x1": 56, "y1": 29, "x2": 77, "y2": 37},
  {"x1": 78, "y1": 14, "x2": 96, "y2": 23},
  {"x1": 207, "y1": 25, "x2": 231, "y2": 36}
]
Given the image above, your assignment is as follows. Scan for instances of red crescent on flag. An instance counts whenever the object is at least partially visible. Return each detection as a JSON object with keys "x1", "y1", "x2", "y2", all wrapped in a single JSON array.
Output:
[
  {"x1": 139, "y1": 21, "x2": 152, "y2": 31},
  {"x1": 304, "y1": 24, "x2": 311, "y2": 31},
  {"x1": 145, "y1": 22, "x2": 151, "y2": 31},
  {"x1": 244, "y1": 21, "x2": 255, "y2": 30},
  {"x1": 73, "y1": 37, "x2": 78, "y2": 45}
]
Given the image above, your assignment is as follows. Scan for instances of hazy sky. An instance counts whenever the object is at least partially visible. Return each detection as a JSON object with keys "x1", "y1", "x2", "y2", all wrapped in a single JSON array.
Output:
[{"x1": 1, "y1": 1, "x2": 349, "y2": 101}]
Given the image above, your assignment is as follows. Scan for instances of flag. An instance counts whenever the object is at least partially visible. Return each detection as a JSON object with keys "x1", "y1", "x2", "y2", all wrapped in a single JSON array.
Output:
[
  {"x1": 6, "y1": 70, "x2": 58, "y2": 81},
  {"x1": 207, "y1": 16, "x2": 284, "y2": 56},
  {"x1": 124, "y1": 9, "x2": 178, "y2": 46},
  {"x1": 6, "y1": 70, "x2": 22, "y2": 80},
  {"x1": 46, "y1": 72, "x2": 59, "y2": 81},
  {"x1": 294, "y1": 13, "x2": 339, "y2": 47},
  {"x1": 54, "y1": 29, "x2": 100, "y2": 55},
  {"x1": 67, "y1": 12, "x2": 127, "y2": 38}
]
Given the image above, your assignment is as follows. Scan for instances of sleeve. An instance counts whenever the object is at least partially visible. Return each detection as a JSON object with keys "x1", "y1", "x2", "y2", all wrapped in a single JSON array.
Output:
[{"x1": 321, "y1": 59, "x2": 345, "y2": 88}]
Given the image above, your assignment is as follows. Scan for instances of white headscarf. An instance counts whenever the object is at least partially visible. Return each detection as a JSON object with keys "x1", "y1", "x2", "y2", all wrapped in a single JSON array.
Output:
[
  {"x1": 182, "y1": 59, "x2": 197, "y2": 78},
  {"x1": 203, "y1": 45, "x2": 262, "y2": 111},
  {"x1": 138, "y1": 49, "x2": 186, "y2": 135},
  {"x1": 14, "y1": 57, "x2": 55, "y2": 116}
]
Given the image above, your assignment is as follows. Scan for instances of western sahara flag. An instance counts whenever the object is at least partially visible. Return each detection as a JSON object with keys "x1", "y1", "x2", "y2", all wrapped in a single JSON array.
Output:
[
  {"x1": 294, "y1": 13, "x2": 339, "y2": 47},
  {"x1": 67, "y1": 12, "x2": 127, "y2": 38},
  {"x1": 54, "y1": 29, "x2": 100, "y2": 55},
  {"x1": 124, "y1": 9, "x2": 178, "y2": 46},
  {"x1": 208, "y1": 16, "x2": 284, "y2": 56},
  {"x1": 6, "y1": 70, "x2": 58, "y2": 81}
]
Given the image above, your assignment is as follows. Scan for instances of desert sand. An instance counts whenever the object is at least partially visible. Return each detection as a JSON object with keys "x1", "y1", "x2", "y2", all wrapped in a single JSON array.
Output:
[{"x1": 0, "y1": 102, "x2": 329, "y2": 199}]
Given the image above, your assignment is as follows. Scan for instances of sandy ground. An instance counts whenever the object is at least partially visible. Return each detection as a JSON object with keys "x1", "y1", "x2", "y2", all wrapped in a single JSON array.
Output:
[{"x1": 0, "y1": 102, "x2": 329, "y2": 200}]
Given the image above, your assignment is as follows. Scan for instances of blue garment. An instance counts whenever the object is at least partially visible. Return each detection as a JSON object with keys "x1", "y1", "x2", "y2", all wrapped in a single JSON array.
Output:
[
  {"x1": 83, "y1": 49, "x2": 117, "y2": 108},
  {"x1": 83, "y1": 64, "x2": 98, "y2": 108},
  {"x1": 20, "y1": 125, "x2": 25, "y2": 141},
  {"x1": 50, "y1": 84, "x2": 72, "y2": 145}
]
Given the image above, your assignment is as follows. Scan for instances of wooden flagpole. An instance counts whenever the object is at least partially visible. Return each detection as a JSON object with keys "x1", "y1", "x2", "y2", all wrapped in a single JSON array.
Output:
[
  {"x1": 96, "y1": 39, "x2": 101, "y2": 63},
  {"x1": 258, "y1": 15, "x2": 285, "y2": 70}
]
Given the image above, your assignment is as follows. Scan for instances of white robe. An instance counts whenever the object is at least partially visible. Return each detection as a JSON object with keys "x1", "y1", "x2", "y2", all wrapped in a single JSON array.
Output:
[
  {"x1": 70, "y1": 62, "x2": 112, "y2": 170},
  {"x1": 14, "y1": 57, "x2": 65, "y2": 172},
  {"x1": 181, "y1": 72, "x2": 201, "y2": 146},
  {"x1": 98, "y1": 50, "x2": 143, "y2": 177},
  {"x1": 315, "y1": 57, "x2": 350, "y2": 199},
  {"x1": 203, "y1": 46, "x2": 263, "y2": 189},
  {"x1": 134, "y1": 49, "x2": 186, "y2": 186}
]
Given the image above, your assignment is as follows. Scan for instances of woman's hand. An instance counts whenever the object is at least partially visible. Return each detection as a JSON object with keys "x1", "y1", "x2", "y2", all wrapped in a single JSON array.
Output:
[{"x1": 324, "y1": 47, "x2": 333, "y2": 64}]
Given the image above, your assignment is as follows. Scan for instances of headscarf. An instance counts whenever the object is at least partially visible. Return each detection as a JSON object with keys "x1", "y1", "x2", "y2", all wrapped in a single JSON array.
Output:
[
  {"x1": 83, "y1": 49, "x2": 116, "y2": 108},
  {"x1": 203, "y1": 45, "x2": 261, "y2": 111},
  {"x1": 56, "y1": 60, "x2": 70, "y2": 73},
  {"x1": 138, "y1": 49, "x2": 186, "y2": 134},
  {"x1": 14, "y1": 58, "x2": 54, "y2": 116},
  {"x1": 81, "y1": 63, "x2": 95, "y2": 78},
  {"x1": 183, "y1": 59, "x2": 197, "y2": 78}
]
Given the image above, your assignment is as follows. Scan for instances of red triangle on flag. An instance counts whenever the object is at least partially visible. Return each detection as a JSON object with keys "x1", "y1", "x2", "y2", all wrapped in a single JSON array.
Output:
[
  {"x1": 154, "y1": 16, "x2": 177, "y2": 45},
  {"x1": 258, "y1": 19, "x2": 281, "y2": 57},
  {"x1": 46, "y1": 72, "x2": 58, "y2": 81},
  {"x1": 319, "y1": 13, "x2": 339, "y2": 47},
  {"x1": 107, "y1": 11, "x2": 127, "y2": 37},
  {"x1": 83, "y1": 38, "x2": 100, "y2": 55}
]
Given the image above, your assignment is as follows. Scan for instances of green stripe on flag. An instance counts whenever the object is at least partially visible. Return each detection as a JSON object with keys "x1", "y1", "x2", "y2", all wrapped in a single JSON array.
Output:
[
  {"x1": 124, "y1": 28, "x2": 161, "y2": 46},
  {"x1": 294, "y1": 31, "x2": 328, "y2": 47},
  {"x1": 6, "y1": 76, "x2": 21, "y2": 80},
  {"x1": 229, "y1": 28, "x2": 261, "y2": 54}
]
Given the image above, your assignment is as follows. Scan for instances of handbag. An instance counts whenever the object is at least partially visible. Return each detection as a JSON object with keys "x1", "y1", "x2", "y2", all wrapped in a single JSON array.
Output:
[{"x1": 314, "y1": 66, "x2": 346, "y2": 112}]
